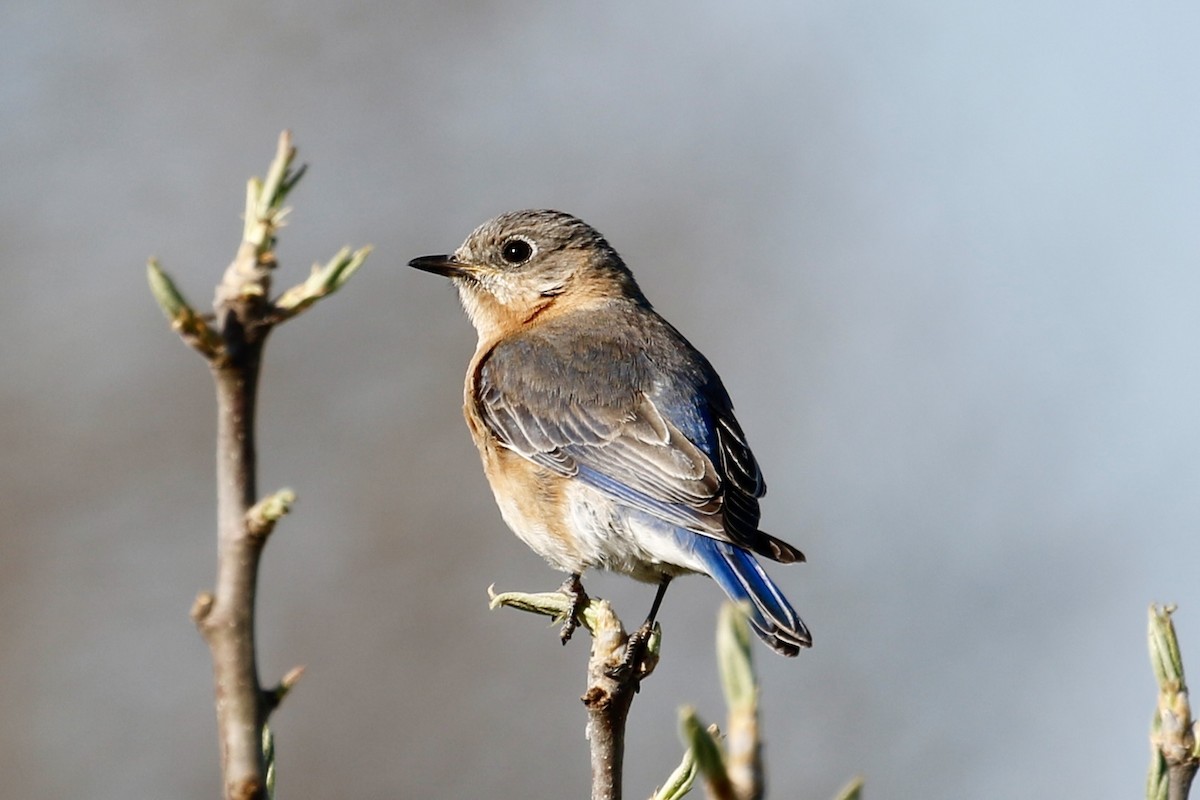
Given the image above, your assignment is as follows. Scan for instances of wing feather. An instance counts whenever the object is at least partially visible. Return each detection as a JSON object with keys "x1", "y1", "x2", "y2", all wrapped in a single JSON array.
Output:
[{"x1": 475, "y1": 328, "x2": 800, "y2": 562}]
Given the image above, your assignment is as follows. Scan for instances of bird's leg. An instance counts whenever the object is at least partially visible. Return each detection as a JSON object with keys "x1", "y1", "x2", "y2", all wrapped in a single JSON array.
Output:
[
  {"x1": 609, "y1": 575, "x2": 672, "y2": 681},
  {"x1": 558, "y1": 572, "x2": 589, "y2": 645}
]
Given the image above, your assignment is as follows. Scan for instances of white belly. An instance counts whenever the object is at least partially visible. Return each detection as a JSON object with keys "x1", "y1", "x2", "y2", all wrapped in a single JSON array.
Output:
[{"x1": 558, "y1": 481, "x2": 706, "y2": 582}]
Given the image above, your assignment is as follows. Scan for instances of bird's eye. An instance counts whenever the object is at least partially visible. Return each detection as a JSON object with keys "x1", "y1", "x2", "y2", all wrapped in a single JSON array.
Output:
[{"x1": 500, "y1": 238, "x2": 534, "y2": 264}]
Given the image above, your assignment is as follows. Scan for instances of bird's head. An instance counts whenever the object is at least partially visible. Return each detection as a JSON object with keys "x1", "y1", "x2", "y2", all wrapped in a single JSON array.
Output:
[{"x1": 409, "y1": 209, "x2": 644, "y2": 341}]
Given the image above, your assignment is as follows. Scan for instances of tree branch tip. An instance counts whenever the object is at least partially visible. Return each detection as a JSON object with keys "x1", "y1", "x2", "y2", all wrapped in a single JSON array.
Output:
[
  {"x1": 679, "y1": 706, "x2": 719, "y2": 736},
  {"x1": 240, "y1": 133, "x2": 303, "y2": 253},
  {"x1": 680, "y1": 709, "x2": 733, "y2": 799},
  {"x1": 276, "y1": 129, "x2": 295, "y2": 158},
  {"x1": 246, "y1": 489, "x2": 296, "y2": 538},
  {"x1": 717, "y1": 602, "x2": 757, "y2": 711},
  {"x1": 334, "y1": 244, "x2": 372, "y2": 286},
  {"x1": 244, "y1": 177, "x2": 261, "y2": 211},
  {"x1": 488, "y1": 586, "x2": 616, "y2": 639},
  {"x1": 1150, "y1": 604, "x2": 1189, "y2": 691},
  {"x1": 718, "y1": 601, "x2": 754, "y2": 651},
  {"x1": 1148, "y1": 602, "x2": 1200, "y2": 800},
  {"x1": 147, "y1": 258, "x2": 186, "y2": 316},
  {"x1": 147, "y1": 260, "x2": 219, "y2": 345},
  {"x1": 190, "y1": 591, "x2": 215, "y2": 624},
  {"x1": 279, "y1": 162, "x2": 307, "y2": 201},
  {"x1": 488, "y1": 587, "x2": 572, "y2": 616},
  {"x1": 272, "y1": 245, "x2": 371, "y2": 318},
  {"x1": 262, "y1": 665, "x2": 306, "y2": 719},
  {"x1": 260, "y1": 487, "x2": 298, "y2": 513},
  {"x1": 270, "y1": 206, "x2": 293, "y2": 229},
  {"x1": 259, "y1": 134, "x2": 298, "y2": 214},
  {"x1": 832, "y1": 776, "x2": 866, "y2": 800},
  {"x1": 267, "y1": 665, "x2": 306, "y2": 708},
  {"x1": 281, "y1": 664, "x2": 306, "y2": 690},
  {"x1": 147, "y1": 259, "x2": 225, "y2": 358},
  {"x1": 651, "y1": 742, "x2": 699, "y2": 800}
]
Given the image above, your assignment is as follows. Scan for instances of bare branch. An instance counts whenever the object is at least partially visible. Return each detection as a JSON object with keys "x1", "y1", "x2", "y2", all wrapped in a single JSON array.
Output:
[
  {"x1": 149, "y1": 132, "x2": 368, "y2": 800},
  {"x1": 198, "y1": 345, "x2": 269, "y2": 800}
]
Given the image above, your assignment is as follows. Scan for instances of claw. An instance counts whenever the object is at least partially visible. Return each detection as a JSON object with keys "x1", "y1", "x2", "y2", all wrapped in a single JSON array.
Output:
[
  {"x1": 605, "y1": 619, "x2": 655, "y2": 684},
  {"x1": 558, "y1": 573, "x2": 588, "y2": 644}
]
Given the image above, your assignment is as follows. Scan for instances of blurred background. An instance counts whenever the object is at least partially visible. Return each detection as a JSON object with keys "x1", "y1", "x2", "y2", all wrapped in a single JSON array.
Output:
[{"x1": 3, "y1": 1, "x2": 1198, "y2": 797}]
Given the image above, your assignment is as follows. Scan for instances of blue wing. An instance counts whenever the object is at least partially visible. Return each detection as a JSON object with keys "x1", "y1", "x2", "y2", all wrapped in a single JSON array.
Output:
[
  {"x1": 691, "y1": 533, "x2": 811, "y2": 655},
  {"x1": 474, "y1": 323, "x2": 802, "y2": 564}
]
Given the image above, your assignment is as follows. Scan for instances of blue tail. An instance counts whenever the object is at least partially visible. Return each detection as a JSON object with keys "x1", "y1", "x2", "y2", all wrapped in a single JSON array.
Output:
[{"x1": 697, "y1": 540, "x2": 811, "y2": 656}]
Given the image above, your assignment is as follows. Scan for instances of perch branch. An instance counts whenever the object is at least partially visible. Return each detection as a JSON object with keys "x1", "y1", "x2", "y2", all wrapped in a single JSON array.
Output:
[{"x1": 490, "y1": 588, "x2": 660, "y2": 800}]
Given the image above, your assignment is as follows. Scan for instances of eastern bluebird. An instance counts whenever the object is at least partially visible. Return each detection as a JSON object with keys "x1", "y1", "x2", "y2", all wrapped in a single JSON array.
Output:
[{"x1": 410, "y1": 210, "x2": 810, "y2": 656}]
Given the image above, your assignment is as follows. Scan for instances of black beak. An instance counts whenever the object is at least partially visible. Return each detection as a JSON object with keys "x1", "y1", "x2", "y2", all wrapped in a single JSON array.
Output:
[{"x1": 408, "y1": 254, "x2": 470, "y2": 279}]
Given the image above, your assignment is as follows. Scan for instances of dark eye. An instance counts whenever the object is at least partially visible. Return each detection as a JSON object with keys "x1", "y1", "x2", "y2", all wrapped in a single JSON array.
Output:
[{"x1": 500, "y1": 238, "x2": 534, "y2": 264}]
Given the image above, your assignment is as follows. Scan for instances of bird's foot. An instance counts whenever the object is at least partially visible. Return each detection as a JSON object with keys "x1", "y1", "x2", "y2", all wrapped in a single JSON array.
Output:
[
  {"x1": 557, "y1": 573, "x2": 589, "y2": 645},
  {"x1": 605, "y1": 619, "x2": 655, "y2": 686}
]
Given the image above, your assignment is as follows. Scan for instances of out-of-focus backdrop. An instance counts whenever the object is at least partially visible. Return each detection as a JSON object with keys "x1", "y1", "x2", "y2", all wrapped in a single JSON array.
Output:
[{"x1": 4, "y1": 1, "x2": 1198, "y2": 797}]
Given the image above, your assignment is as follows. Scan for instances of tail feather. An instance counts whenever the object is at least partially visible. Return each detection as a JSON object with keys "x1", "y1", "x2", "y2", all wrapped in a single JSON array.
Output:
[{"x1": 698, "y1": 541, "x2": 811, "y2": 656}]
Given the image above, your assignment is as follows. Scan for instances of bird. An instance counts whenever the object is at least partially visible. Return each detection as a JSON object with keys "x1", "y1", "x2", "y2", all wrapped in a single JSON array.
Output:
[{"x1": 409, "y1": 209, "x2": 810, "y2": 656}]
